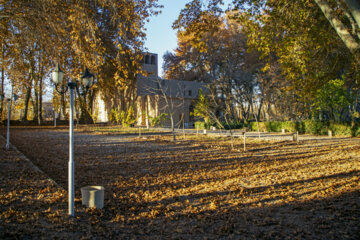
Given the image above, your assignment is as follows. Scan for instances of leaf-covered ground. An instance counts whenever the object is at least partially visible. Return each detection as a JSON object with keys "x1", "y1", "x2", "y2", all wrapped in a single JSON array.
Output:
[{"x1": 1, "y1": 126, "x2": 359, "y2": 239}]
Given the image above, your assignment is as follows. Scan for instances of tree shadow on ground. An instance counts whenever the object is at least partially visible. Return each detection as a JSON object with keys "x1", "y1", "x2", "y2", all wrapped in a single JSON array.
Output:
[{"x1": 1, "y1": 128, "x2": 359, "y2": 239}]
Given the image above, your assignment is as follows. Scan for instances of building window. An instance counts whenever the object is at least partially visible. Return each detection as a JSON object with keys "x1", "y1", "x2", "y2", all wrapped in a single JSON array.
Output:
[
  {"x1": 151, "y1": 55, "x2": 156, "y2": 65},
  {"x1": 145, "y1": 55, "x2": 150, "y2": 64},
  {"x1": 188, "y1": 90, "x2": 192, "y2": 96}
]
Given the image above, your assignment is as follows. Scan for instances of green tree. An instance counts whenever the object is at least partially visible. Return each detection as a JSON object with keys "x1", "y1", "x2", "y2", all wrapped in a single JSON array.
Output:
[
  {"x1": 314, "y1": 78, "x2": 351, "y2": 122},
  {"x1": 149, "y1": 113, "x2": 168, "y2": 127},
  {"x1": 192, "y1": 89, "x2": 210, "y2": 123},
  {"x1": 121, "y1": 105, "x2": 136, "y2": 127}
]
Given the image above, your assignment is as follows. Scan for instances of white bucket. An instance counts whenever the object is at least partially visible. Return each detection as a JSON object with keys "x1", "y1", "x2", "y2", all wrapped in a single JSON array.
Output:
[{"x1": 81, "y1": 186, "x2": 105, "y2": 209}]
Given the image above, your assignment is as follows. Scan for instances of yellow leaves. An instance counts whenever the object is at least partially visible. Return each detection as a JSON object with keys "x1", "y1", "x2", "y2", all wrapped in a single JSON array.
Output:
[
  {"x1": 208, "y1": 201, "x2": 218, "y2": 210},
  {"x1": 2, "y1": 127, "x2": 360, "y2": 237},
  {"x1": 261, "y1": 63, "x2": 271, "y2": 72},
  {"x1": 1, "y1": 208, "x2": 27, "y2": 223}
]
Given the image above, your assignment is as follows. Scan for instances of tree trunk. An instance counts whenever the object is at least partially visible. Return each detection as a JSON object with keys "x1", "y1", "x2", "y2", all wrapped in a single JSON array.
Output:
[
  {"x1": 0, "y1": 43, "x2": 4, "y2": 122},
  {"x1": 170, "y1": 114, "x2": 176, "y2": 143},
  {"x1": 257, "y1": 98, "x2": 264, "y2": 122},
  {"x1": 39, "y1": 73, "x2": 43, "y2": 123},
  {"x1": 75, "y1": 85, "x2": 94, "y2": 124},
  {"x1": 61, "y1": 86, "x2": 67, "y2": 120},
  {"x1": 32, "y1": 61, "x2": 40, "y2": 123},
  {"x1": 22, "y1": 84, "x2": 32, "y2": 121},
  {"x1": 38, "y1": 55, "x2": 44, "y2": 124},
  {"x1": 251, "y1": 101, "x2": 261, "y2": 137},
  {"x1": 33, "y1": 80, "x2": 39, "y2": 121},
  {"x1": 266, "y1": 103, "x2": 272, "y2": 121},
  {"x1": 315, "y1": 0, "x2": 360, "y2": 64},
  {"x1": 344, "y1": 0, "x2": 360, "y2": 29}
]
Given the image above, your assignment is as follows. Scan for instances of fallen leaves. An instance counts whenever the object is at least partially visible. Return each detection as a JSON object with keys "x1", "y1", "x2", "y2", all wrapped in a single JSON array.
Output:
[{"x1": 0, "y1": 127, "x2": 359, "y2": 239}]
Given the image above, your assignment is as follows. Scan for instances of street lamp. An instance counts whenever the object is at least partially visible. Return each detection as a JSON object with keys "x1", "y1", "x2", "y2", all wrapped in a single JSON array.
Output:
[
  {"x1": 79, "y1": 68, "x2": 94, "y2": 95},
  {"x1": 1, "y1": 93, "x2": 18, "y2": 149},
  {"x1": 51, "y1": 64, "x2": 94, "y2": 217}
]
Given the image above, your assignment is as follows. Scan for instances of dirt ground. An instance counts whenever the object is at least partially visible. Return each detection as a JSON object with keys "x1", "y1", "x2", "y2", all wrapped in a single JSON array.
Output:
[{"x1": 0, "y1": 126, "x2": 359, "y2": 239}]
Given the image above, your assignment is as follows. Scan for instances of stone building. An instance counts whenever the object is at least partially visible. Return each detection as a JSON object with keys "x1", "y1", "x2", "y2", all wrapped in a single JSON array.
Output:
[{"x1": 93, "y1": 53, "x2": 206, "y2": 127}]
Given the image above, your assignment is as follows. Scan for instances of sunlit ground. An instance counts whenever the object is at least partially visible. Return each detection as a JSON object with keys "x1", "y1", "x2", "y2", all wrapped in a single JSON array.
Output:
[{"x1": 1, "y1": 127, "x2": 359, "y2": 239}]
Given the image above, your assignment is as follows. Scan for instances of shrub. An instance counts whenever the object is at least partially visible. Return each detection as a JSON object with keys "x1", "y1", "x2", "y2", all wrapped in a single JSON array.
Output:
[
  {"x1": 248, "y1": 122, "x2": 267, "y2": 132},
  {"x1": 221, "y1": 121, "x2": 246, "y2": 130},
  {"x1": 248, "y1": 122, "x2": 256, "y2": 131},
  {"x1": 266, "y1": 121, "x2": 283, "y2": 132},
  {"x1": 295, "y1": 121, "x2": 306, "y2": 134},
  {"x1": 247, "y1": 121, "x2": 297, "y2": 133},
  {"x1": 329, "y1": 122, "x2": 352, "y2": 136},
  {"x1": 149, "y1": 113, "x2": 168, "y2": 127},
  {"x1": 197, "y1": 119, "x2": 359, "y2": 137},
  {"x1": 303, "y1": 120, "x2": 329, "y2": 135},
  {"x1": 352, "y1": 126, "x2": 360, "y2": 137},
  {"x1": 282, "y1": 121, "x2": 297, "y2": 133},
  {"x1": 110, "y1": 108, "x2": 121, "y2": 124},
  {"x1": 120, "y1": 106, "x2": 136, "y2": 127},
  {"x1": 195, "y1": 121, "x2": 206, "y2": 130}
]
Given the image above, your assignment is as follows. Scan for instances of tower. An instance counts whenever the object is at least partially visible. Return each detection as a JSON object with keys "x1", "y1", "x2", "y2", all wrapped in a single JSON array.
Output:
[{"x1": 142, "y1": 53, "x2": 158, "y2": 77}]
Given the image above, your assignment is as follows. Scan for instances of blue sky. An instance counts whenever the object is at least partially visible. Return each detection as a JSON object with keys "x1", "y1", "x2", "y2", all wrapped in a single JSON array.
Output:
[
  {"x1": 144, "y1": 0, "x2": 233, "y2": 77},
  {"x1": 144, "y1": 0, "x2": 189, "y2": 77}
]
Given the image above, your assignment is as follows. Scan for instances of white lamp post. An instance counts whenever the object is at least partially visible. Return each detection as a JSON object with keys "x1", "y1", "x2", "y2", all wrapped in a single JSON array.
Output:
[
  {"x1": 51, "y1": 64, "x2": 94, "y2": 217},
  {"x1": 1, "y1": 93, "x2": 18, "y2": 149}
]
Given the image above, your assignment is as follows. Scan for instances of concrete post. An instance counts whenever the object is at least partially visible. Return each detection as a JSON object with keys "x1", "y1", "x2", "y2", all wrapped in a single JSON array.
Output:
[
  {"x1": 328, "y1": 130, "x2": 332, "y2": 137},
  {"x1": 6, "y1": 99, "x2": 10, "y2": 149},
  {"x1": 243, "y1": 132, "x2": 246, "y2": 151}
]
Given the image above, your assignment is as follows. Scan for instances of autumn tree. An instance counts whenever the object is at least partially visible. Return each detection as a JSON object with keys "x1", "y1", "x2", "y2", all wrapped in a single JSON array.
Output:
[
  {"x1": 1, "y1": 0, "x2": 55, "y2": 121},
  {"x1": 166, "y1": 1, "x2": 268, "y2": 124},
  {"x1": 1, "y1": 0, "x2": 161, "y2": 123},
  {"x1": 170, "y1": 0, "x2": 359, "y2": 122}
]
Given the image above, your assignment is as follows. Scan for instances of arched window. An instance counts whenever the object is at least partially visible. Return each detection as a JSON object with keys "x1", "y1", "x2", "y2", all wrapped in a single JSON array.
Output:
[
  {"x1": 145, "y1": 55, "x2": 150, "y2": 64},
  {"x1": 151, "y1": 55, "x2": 156, "y2": 65}
]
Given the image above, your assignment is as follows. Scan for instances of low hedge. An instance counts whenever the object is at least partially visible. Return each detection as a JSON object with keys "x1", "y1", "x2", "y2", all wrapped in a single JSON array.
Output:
[
  {"x1": 221, "y1": 121, "x2": 247, "y2": 130},
  {"x1": 329, "y1": 122, "x2": 353, "y2": 136},
  {"x1": 194, "y1": 121, "x2": 206, "y2": 130},
  {"x1": 246, "y1": 120, "x2": 359, "y2": 137},
  {"x1": 248, "y1": 122, "x2": 267, "y2": 132},
  {"x1": 195, "y1": 120, "x2": 360, "y2": 137}
]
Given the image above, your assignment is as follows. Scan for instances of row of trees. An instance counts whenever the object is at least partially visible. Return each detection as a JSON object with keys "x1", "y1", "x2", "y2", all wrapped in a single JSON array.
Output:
[
  {"x1": 0, "y1": 0, "x2": 161, "y2": 123},
  {"x1": 163, "y1": 0, "x2": 360, "y2": 125}
]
